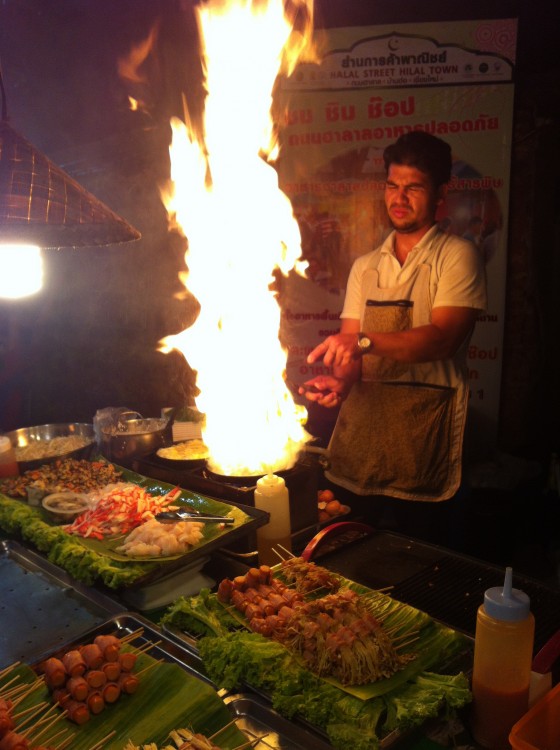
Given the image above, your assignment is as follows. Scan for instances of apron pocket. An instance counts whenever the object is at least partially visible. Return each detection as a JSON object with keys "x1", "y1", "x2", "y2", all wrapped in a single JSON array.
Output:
[{"x1": 328, "y1": 380, "x2": 456, "y2": 497}]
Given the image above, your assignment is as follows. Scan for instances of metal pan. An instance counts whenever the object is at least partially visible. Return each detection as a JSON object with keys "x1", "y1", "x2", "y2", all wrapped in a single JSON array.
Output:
[
  {"x1": 203, "y1": 465, "x2": 293, "y2": 487},
  {"x1": 6, "y1": 422, "x2": 96, "y2": 472}
]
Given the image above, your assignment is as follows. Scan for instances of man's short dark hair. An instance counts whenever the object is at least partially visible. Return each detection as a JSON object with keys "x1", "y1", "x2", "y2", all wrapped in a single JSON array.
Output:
[{"x1": 383, "y1": 132, "x2": 452, "y2": 188}]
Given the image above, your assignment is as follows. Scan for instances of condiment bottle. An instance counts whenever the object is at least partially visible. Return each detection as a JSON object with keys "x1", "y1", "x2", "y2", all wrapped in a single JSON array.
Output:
[
  {"x1": 470, "y1": 566, "x2": 535, "y2": 749},
  {"x1": 0, "y1": 436, "x2": 19, "y2": 478},
  {"x1": 254, "y1": 472, "x2": 291, "y2": 565}
]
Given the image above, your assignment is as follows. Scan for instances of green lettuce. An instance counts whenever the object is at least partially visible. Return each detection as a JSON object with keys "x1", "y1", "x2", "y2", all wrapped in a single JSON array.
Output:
[
  {"x1": 161, "y1": 588, "x2": 240, "y2": 638},
  {"x1": 0, "y1": 493, "x2": 148, "y2": 587},
  {"x1": 383, "y1": 672, "x2": 471, "y2": 733}
]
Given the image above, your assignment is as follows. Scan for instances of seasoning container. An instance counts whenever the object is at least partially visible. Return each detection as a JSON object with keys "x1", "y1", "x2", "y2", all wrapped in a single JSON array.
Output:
[
  {"x1": 0, "y1": 436, "x2": 19, "y2": 478},
  {"x1": 254, "y1": 472, "x2": 291, "y2": 565},
  {"x1": 470, "y1": 566, "x2": 535, "y2": 749}
]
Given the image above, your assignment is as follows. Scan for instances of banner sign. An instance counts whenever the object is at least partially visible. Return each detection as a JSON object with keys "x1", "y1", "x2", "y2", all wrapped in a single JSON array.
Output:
[{"x1": 276, "y1": 18, "x2": 517, "y2": 454}]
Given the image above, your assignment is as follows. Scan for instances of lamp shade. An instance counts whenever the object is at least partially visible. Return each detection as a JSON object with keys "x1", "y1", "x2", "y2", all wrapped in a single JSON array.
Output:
[{"x1": 0, "y1": 120, "x2": 141, "y2": 247}]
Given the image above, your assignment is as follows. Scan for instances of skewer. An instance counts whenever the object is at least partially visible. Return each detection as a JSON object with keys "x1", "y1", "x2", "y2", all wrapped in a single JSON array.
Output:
[
  {"x1": 24, "y1": 699, "x2": 60, "y2": 724},
  {"x1": 120, "y1": 627, "x2": 145, "y2": 644},
  {"x1": 393, "y1": 635, "x2": 420, "y2": 651},
  {"x1": 134, "y1": 658, "x2": 165, "y2": 677},
  {"x1": 390, "y1": 629, "x2": 419, "y2": 643},
  {"x1": 58, "y1": 734, "x2": 77, "y2": 750},
  {"x1": 374, "y1": 585, "x2": 394, "y2": 594},
  {"x1": 22, "y1": 709, "x2": 68, "y2": 742},
  {"x1": 233, "y1": 738, "x2": 263, "y2": 750},
  {"x1": 10, "y1": 677, "x2": 45, "y2": 707},
  {"x1": 383, "y1": 621, "x2": 413, "y2": 636},
  {"x1": 0, "y1": 661, "x2": 21, "y2": 681},
  {"x1": 276, "y1": 544, "x2": 295, "y2": 558},
  {"x1": 207, "y1": 717, "x2": 239, "y2": 740},
  {"x1": 129, "y1": 639, "x2": 162, "y2": 655},
  {"x1": 12, "y1": 700, "x2": 49, "y2": 726},
  {"x1": 0, "y1": 674, "x2": 22, "y2": 695},
  {"x1": 271, "y1": 547, "x2": 288, "y2": 562},
  {"x1": 86, "y1": 729, "x2": 117, "y2": 750},
  {"x1": 36, "y1": 725, "x2": 73, "y2": 749},
  {"x1": 29, "y1": 716, "x2": 73, "y2": 744}
]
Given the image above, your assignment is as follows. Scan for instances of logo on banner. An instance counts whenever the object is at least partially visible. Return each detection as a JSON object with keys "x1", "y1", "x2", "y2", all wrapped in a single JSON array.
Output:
[{"x1": 283, "y1": 32, "x2": 514, "y2": 90}]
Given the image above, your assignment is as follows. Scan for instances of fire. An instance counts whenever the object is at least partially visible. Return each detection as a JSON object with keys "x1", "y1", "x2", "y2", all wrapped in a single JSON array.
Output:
[{"x1": 159, "y1": 0, "x2": 316, "y2": 476}]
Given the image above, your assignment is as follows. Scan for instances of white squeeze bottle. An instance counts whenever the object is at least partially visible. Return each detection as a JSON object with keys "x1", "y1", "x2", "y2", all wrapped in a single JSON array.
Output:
[
  {"x1": 470, "y1": 566, "x2": 535, "y2": 749},
  {"x1": 254, "y1": 472, "x2": 291, "y2": 565}
]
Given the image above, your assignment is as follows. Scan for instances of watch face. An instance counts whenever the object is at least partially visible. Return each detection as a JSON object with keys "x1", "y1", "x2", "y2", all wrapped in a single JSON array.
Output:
[{"x1": 358, "y1": 335, "x2": 372, "y2": 351}]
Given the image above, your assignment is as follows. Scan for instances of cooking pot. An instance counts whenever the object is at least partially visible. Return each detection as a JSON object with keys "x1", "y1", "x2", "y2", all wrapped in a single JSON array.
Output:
[{"x1": 99, "y1": 411, "x2": 173, "y2": 466}]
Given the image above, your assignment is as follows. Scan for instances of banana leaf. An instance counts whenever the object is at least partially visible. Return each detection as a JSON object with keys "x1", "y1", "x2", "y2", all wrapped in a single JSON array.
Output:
[
  {"x1": 162, "y1": 575, "x2": 472, "y2": 701},
  {"x1": 4, "y1": 654, "x2": 247, "y2": 750}
]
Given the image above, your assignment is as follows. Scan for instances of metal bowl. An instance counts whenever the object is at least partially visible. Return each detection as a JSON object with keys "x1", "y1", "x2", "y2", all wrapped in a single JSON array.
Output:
[
  {"x1": 6, "y1": 423, "x2": 96, "y2": 473},
  {"x1": 99, "y1": 416, "x2": 172, "y2": 466}
]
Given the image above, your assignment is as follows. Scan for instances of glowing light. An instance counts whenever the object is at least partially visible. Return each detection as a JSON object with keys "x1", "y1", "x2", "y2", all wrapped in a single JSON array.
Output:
[
  {"x1": 159, "y1": 0, "x2": 315, "y2": 476},
  {"x1": 0, "y1": 245, "x2": 43, "y2": 298}
]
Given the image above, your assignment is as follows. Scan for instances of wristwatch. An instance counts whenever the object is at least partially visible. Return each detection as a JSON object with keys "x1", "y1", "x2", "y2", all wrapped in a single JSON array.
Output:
[{"x1": 357, "y1": 332, "x2": 373, "y2": 354}]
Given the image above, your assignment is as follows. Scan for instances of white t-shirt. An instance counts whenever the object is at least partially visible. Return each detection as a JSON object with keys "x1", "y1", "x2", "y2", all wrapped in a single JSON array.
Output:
[{"x1": 341, "y1": 224, "x2": 487, "y2": 323}]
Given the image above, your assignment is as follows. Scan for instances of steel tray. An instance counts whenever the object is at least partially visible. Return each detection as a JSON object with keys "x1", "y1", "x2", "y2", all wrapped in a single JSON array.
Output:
[
  {"x1": 0, "y1": 461, "x2": 270, "y2": 589},
  {"x1": 0, "y1": 539, "x2": 122, "y2": 668},
  {"x1": 21, "y1": 613, "x2": 334, "y2": 749},
  {"x1": 161, "y1": 586, "x2": 474, "y2": 750}
]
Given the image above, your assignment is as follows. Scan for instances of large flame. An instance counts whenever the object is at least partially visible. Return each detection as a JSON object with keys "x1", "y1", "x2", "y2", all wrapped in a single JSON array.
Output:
[{"x1": 160, "y1": 0, "x2": 315, "y2": 476}]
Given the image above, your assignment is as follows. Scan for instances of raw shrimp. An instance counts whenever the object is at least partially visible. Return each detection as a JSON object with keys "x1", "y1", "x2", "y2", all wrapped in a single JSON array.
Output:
[{"x1": 115, "y1": 518, "x2": 204, "y2": 557}]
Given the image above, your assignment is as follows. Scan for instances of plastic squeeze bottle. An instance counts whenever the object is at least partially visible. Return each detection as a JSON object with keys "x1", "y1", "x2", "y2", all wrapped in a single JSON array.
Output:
[
  {"x1": 0, "y1": 436, "x2": 19, "y2": 478},
  {"x1": 470, "y1": 566, "x2": 535, "y2": 749},
  {"x1": 253, "y1": 472, "x2": 291, "y2": 565}
]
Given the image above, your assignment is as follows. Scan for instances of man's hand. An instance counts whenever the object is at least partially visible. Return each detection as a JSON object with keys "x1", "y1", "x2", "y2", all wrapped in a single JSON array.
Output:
[
  {"x1": 298, "y1": 375, "x2": 347, "y2": 408},
  {"x1": 306, "y1": 333, "x2": 359, "y2": 368}
]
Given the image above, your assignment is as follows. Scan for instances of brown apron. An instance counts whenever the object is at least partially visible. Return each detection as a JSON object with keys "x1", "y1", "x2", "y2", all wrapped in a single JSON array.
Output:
[{"x1": 325, "y1": 238, "x2": 468, "y2": 501}]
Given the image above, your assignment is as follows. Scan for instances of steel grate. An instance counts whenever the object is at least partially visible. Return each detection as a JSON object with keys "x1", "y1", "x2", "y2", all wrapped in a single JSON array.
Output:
[{"x1": 391, "y1": 555, "x2": 560, "y2": 653}]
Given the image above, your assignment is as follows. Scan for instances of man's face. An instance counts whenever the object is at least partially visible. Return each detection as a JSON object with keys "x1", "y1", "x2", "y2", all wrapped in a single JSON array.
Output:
[{"x1": 384, "y1": 164, "x2": 444, "y2": 234}]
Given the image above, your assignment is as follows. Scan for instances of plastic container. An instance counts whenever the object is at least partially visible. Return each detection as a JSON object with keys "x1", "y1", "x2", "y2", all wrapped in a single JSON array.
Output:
[
  {"x1": 470, "y1": 567, "x2": 535, "y2": 749},
  {"x1": 253, "y1": 472, "x2": 291, "y2": 565},
  {"x1": 509, "y1": 681, "x2": 560, "y2": 749},
  {"x1": 0, "y1": 436, "x2": 19, "y2": 478}
]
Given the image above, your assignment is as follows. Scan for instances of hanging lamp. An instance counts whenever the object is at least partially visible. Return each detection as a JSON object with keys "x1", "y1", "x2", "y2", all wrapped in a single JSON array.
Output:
[{"x1": 0, "y1": 64, "x2": 141, "y2": 248}]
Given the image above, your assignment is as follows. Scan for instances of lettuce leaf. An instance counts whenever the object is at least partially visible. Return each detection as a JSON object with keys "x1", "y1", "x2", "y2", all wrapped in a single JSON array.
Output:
[
  {"x1": 0, "y1": 493, "x2": 149, "y2": 587},
  {"x1": 161, "y1": 588, "x2": 240, "y2": 638},
  {"x1": 383, "y1": 672, "x2": 472, "y2": 733}
]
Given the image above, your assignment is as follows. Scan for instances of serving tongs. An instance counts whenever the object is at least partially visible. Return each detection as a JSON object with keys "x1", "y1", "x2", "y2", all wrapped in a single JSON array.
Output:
[{"x1": 155, "y1": 508, "x2": 235, "y2": 525}]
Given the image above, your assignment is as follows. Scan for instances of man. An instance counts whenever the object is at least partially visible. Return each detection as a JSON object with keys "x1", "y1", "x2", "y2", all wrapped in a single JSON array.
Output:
[{"x1": 300, "y1": 132, "x2": 487, "y2": 540}]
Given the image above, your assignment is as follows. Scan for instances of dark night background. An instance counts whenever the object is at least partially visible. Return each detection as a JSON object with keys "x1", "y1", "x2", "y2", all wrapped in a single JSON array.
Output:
[{"x1": 0, "y1": 1, "x2": 558, "y2": 470}]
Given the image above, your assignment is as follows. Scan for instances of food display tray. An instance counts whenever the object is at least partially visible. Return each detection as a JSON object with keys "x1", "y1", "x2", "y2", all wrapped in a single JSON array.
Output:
[
  {"x1": 0, "y1": 539, "x2": 122, "y2": 668},
  {"x1": 0, "y1": 461, "x2": 270, "y2": 590},
  {"x1": 23, "y1": 613, "x2": 335, "y2": 750},
  {"x1": 161, "y1": 572, "x2": 474, "y2": 750}
]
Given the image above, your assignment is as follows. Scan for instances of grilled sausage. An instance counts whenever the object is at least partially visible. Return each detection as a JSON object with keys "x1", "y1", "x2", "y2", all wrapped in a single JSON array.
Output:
[
  {"x1": 61, "y1": 650, "x2": 86, "y2": 678},
  {"x1": 93, "y1": 635, "x2": 120, "y2": 662},
  {"x1": 79, "y1": 643, "x2": 103, "y2": 670},
  {"x1": 42, "y1": 657, "x2": 67, "y2": 688},
  {"x1": 66, "y1": 676, "x2": 88, "y2": 702},
  {"x1": 101, "y1": 661, "x2": 121, "y2": 682},
  {"x1": 118, "y1": 652, "x2": 137, "y2": 672},
  {"x1": 85, "y1": 670, "x2": 106, "y2": 689},
  {"x1": 0, "y1": 730, "x2": 28, "y2": 749},
  {"x1": 64, "y1": 700, "x2": 90, "y2": 725}
]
